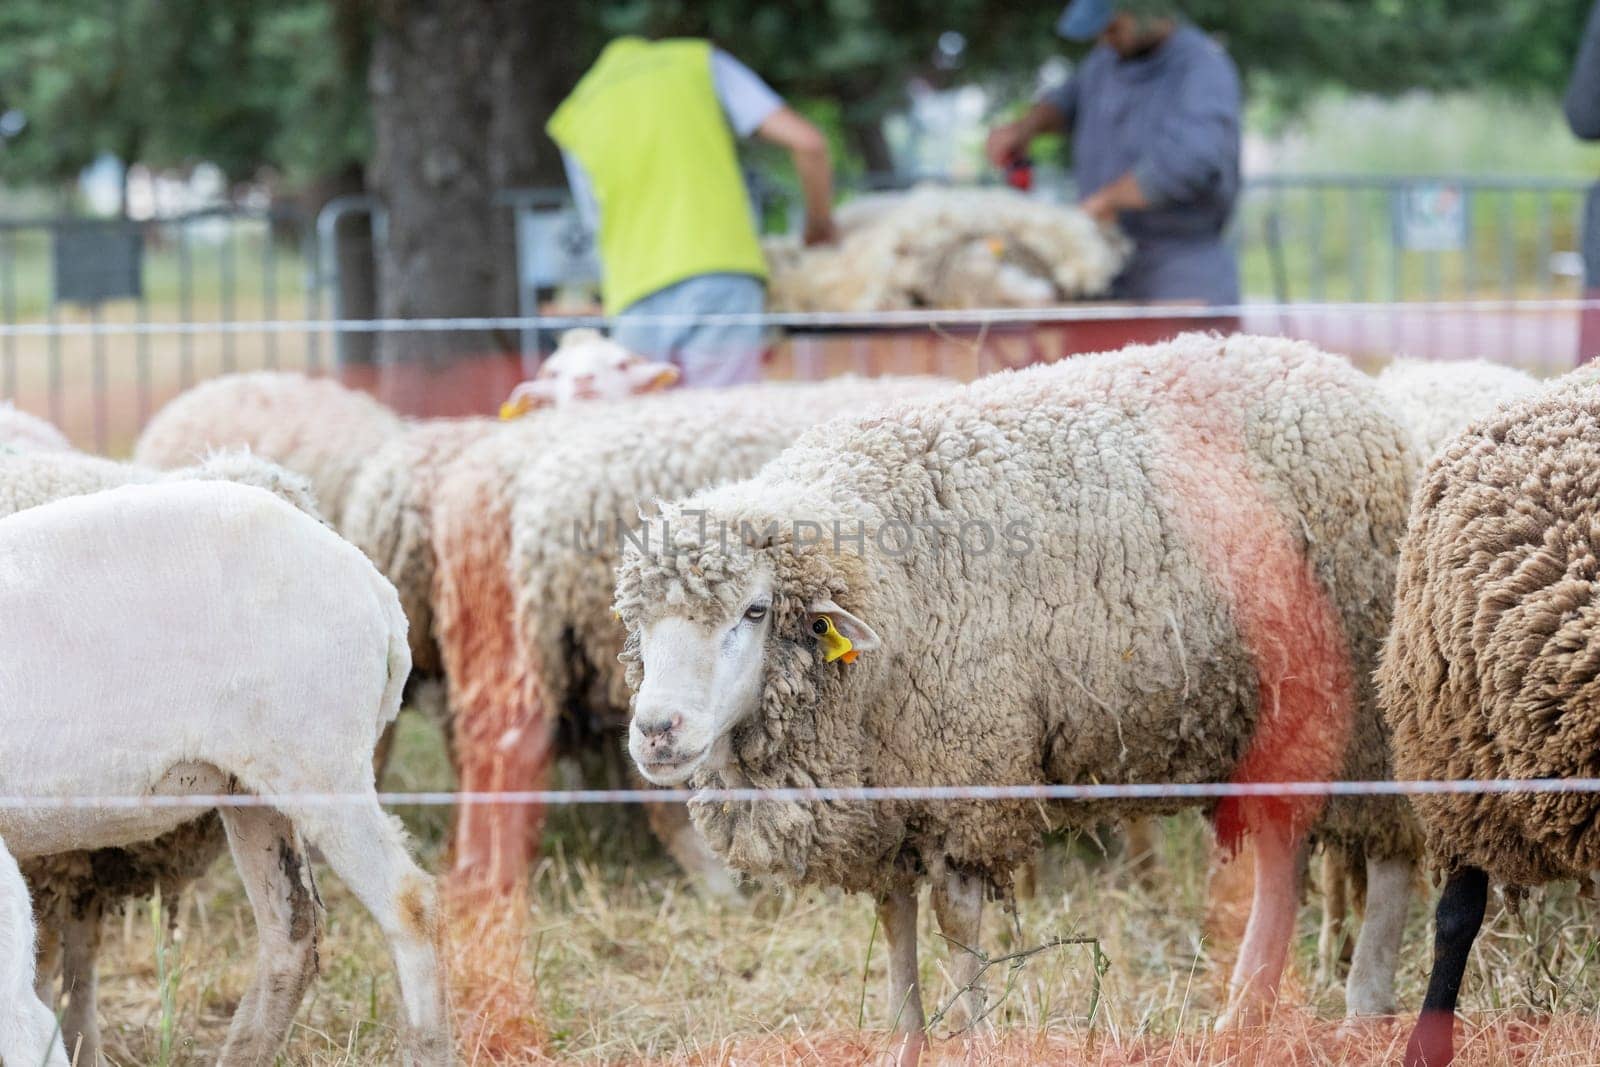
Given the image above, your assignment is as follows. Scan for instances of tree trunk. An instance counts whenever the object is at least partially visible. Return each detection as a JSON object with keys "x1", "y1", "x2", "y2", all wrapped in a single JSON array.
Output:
[
  {"x1": 486, "y1": 0, "x2": 587, "y2": 322},
  {"x1": 367, "y1": 0, "x2": 501, "y2": 367}
]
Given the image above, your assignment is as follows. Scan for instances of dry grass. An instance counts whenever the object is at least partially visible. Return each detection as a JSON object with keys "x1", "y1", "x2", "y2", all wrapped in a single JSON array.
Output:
[{"x1": 76, "y1": 712, "x2": 1600, "y2": 1065}]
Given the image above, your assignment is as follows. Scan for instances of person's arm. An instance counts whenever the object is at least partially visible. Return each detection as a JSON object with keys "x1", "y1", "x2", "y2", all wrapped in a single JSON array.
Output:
[
  {"x1": 1100, "y1": 44, "x2": 1238, "y2": 219},
  {"x1": 560, "y1": 150, "x2": 601, "y2": 234},
  {"x1": 711, "y1": 49, "x2": 836, "y2": 245},
  {"x1": 754, "y1": 108, "x2": 835, "y2": 245},
  {"x1": 1567, "y1": 1, "x2": 1600, "y2": 140},
  {"x1": 985, "y1": 74, "x2": 1078, "y2": 169}
]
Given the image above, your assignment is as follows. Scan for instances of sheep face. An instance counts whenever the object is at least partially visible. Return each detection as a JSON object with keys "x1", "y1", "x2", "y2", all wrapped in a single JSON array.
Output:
[
  {"x1": 500, "y1": 328, "x2": 678, "y2": 416},
  {"x1": 627, "y1": 561, "x2": 881, "y2": 786}
]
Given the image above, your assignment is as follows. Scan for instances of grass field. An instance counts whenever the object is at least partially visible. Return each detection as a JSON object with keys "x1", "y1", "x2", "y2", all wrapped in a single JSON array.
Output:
[{"x1": 67, "y1": 711, "x2": 1600, "y2": 1066}]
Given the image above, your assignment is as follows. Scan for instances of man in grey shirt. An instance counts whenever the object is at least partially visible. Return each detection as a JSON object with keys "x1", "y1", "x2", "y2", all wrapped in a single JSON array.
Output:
[{"x1": 987, "y1": 0, "x2": 1241, "y2": 305}]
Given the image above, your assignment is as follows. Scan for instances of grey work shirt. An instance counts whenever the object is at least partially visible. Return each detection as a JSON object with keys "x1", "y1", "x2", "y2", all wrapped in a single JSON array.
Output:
[{"x1": 1044, "y1": 24, "x2": 1242, "y2": 304}]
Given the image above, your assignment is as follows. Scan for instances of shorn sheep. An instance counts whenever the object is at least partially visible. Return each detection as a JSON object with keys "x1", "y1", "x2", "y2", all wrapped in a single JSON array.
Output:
[
  {"x1": 764, "y1": 185, "x2": 1129, "y2": 312},
  {"x1": 0, "y1": 401, "x2": 71, "y2": 452},
  {"x1": 1, "y1": 449, "x2": 325, "y2": 1061},
  {"x1": 615, "y1": 334, "x2": 1423, "y2": 1055},
  {"x1": 0, "y1": 479, "x2": 450, "y2": 1067},
  {"x1": 1378, "y1": 379, "x2": 1600, "y2": 1066}
]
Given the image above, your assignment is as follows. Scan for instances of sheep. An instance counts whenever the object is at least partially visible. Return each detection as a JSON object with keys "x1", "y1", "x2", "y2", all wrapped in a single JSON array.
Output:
[
  {"x1": 764, "y1": 185, "x2": 1129, "y2": 312},
  {"x1": 425, "y1": 377, "x2": 952, "y2": 892},
  {"x1": 133, "y1": 372, "x2": 404, "y2": 528},
  {"x1": 1377, "y1": 380, "x2": 1600, "y2": 1066},
  {"x1": 0, "y1": 401, "x2": 71, "y2": 452},
  {"x1": 0, "y1": 479, "x2": 451, "y2": 1066},
  {"x1": 1374, "y1": 358, "x2": 1541, "y2": 458},
  {"x1": 613, "y1": 333, "x2": 1423, "y2": 1052},
  {"x1": 1311, "y1": 357, "x2": 1541, "y2": 982},
  {"x1": 1, "y1": 448, "x2": 325, "y2": 1062},
  {"x1": 498, "y1": 328, "x2": 678, "y2": 415}
]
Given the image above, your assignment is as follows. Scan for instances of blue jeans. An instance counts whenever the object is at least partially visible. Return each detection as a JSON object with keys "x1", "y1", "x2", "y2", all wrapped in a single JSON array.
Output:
[{"x1": 612, "y1": 273, "x2": 767, "y2": 387}]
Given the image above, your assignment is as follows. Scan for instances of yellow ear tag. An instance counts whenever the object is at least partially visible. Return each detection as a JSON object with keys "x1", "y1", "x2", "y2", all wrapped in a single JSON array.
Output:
[
  {"x1": 812, "y1": 616, "x2": 858, "y2": 664},
  {"x1": 498, "y1": 400, "x2": 521, "y2": 421}
]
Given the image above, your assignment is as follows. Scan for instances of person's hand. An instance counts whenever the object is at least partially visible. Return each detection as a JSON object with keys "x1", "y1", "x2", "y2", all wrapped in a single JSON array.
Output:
[
  {"x1": 803, "y1": 215, "x2": 838, "y2": 247},
  {"x1": 985, "y1": 122, "x2": 1028, "y2": 170},
  {"x1": 1080, "y1": 190, "x2": 1117, "y2": 226}
]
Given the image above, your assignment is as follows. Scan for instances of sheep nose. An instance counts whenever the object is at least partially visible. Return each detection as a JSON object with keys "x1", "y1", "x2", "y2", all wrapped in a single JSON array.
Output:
[
  {"x1": 575, "y1": 373, "x2": 596, "y2": 386},
  {"x1": 638, "y1": 712, "x2": 683, "y2": 739}
]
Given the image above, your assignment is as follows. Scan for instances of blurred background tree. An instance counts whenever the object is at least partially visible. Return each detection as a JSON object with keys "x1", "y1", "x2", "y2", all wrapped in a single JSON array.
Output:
[{"x1": 0, "y1": 0, "x2": 1596, "y2": 360}]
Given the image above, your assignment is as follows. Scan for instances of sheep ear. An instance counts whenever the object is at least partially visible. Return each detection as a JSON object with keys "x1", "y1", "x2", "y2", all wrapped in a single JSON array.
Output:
[
  {"x1": 808, "y1": 598, "x2": 882, "y2": 657},
  {"x1": 499, "y1": 379, "x2": 558, "y2": 419},
  {"x1": 627, "y1": 359, "x2": 680, "y2": 393}
]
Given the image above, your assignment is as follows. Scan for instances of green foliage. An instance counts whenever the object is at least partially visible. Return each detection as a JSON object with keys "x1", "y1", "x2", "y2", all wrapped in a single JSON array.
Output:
[
  {"x1": 1, "y1": 0, "x2": 1596, "y2": 195},
  {"x1": 0, "y1": 0, "x2": 367, "y2": 191}
]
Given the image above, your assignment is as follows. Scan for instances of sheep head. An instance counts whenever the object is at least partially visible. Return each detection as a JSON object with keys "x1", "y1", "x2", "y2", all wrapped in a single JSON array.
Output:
[
  {"x1": 500, "y1": 328, "x2": 678, "y2": 417},
  {"x1": 615, "y1": 495, "x2": 882, "y2": 788}
]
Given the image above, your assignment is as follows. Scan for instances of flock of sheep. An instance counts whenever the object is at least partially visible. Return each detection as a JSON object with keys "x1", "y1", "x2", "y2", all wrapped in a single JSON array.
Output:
[{"x1": 0, "y1": 322, "x2": 1597, "y2": 1067}]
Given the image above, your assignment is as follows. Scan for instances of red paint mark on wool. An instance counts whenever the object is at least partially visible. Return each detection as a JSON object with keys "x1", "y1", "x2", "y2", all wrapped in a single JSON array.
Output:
[{"x1": 1153, "y1": 374, "x2": 1355, "y2": 855}]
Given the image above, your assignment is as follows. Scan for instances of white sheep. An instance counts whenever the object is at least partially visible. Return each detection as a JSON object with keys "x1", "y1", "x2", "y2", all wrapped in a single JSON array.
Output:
[
  {"x1": 1374, "y1": 358, "x2": 1541, "y2": 458},
  {"x1": 764, "y1": 185, "x2": 1129, "y2": 311},
  {"x1": 498, "y1": 328, "x2": 678, "y2": 415},
  {"x1": 134, "y1": 372, "x2": 404, "y2": 528},
  {"x1": 2, "y1": 448, "x2": 327, "y2": 1060},
  {"x1": 0, "y1": 479, "x2": 450, "y2": 1066},
  {"x1": 615, "y1": 334, "x2": 1422, "y2": 1053},
  {"x1": 0, "y1": 402, "x2": 70, "y2": 452}
]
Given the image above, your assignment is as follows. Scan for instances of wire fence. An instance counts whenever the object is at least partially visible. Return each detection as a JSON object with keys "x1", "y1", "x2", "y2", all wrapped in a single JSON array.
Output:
[{"x1": 10, "y1": 775, "x2": 1600, "y2": 812}]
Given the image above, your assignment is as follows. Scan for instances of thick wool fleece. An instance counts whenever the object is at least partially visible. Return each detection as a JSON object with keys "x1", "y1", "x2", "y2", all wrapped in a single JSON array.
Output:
[
  {"x1": 0, "y1": 403, "x2": 71, "y2": 452},
  {"x1": 1380, "y1": 381, "x2": 1600, "y2": 886},
  {"x1": 1374, "y1": 359, "x2": 1540, "y2": 459},
  {"x1": 133, "y1": 372, "x2": 402, "y2": 528},
  {"x1": 343, "y1": 418, "x2": 499, "y2": 675},
  {"x1": 616, "y1": 334, "x2": 1421, "y2": 895},
  {"x1": 433, "y1": 379, "x2": 948, "y2": 874}
]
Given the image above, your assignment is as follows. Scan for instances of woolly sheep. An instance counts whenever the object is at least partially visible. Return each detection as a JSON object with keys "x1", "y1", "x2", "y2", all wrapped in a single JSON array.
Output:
[
  {"x1": 1374, "y1": 358, "x2": 1541, "y2": 457},
  {"x1": 615, "y1": 334, "x2": 1423, "y2": 1050},
  {"x1": 1312, "y1": 356, "x2": 1541, "y2": 981},
  {"x1": 0, "y1": 402, "x2": 70, "y2": 452},
  {"x1": 764, "y1": 185, "x2": 1129, "y2": 312},
  {"x1": 0, "y1": 479, "x2": 450, "y2": 1066},
  {"x1": 429, "y1": 377, "x2": 952, "y2": 892},
  {"x1": 1378, "y1": 380, "x2": 1600, "y2": 1066},
  {"x1": 133, "y1": 372, "x2": 404, "y2": 528},
  {"x1": 0, "y1": 448, "x2": 327, "y2": 1061}
]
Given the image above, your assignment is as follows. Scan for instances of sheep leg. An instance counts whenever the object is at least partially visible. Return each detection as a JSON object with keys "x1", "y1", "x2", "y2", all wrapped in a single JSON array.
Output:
[
  {"x1": 1345, "y1": 853, "x2": 1412, "y2": 1017},
  {"x1": 1316, "y1": 846, "x2": 1350, "y2": 986},
  {"x1": 0, "y1": 841, "x2": 70, "y2": 1067},
  {"x1": 930, "y1": 867, "x2": 985, "y2": 1032},
  {"x1": 58, "y1": 897, "x2": 104, "y2": 1064},
  {"x1": 1122, "y1": 816, "x2": 1162, "y2": 890},
  {"x1": 34, "y1": 919, "x2": 61, "y2": 1005},
  {"x1": 452, "y1": 736, "x2": 548, "y2": 892},
  {"x1": 1404, "y1": 865, "x2": 1488, "y2": 1067},
  {"x1": 878, "y1": 887, "x2": 925, "y2": 1066},
  {"x1": 217, "y1": 807, "x2": 321, "y2": 1066},
  {"x1": 641, "y1": 789, "x2": 738, "y2": 899},
  {"x1": 1216, "y1": 818, "x2": 1301, "y2": 1031},
  {"x1": 291, "y1": 799, "x2": 453, "y2": 1066}
]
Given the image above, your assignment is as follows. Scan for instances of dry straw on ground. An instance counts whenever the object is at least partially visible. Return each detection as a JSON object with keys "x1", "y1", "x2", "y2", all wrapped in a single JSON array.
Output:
[{"x1": 75, "y1": 714, "x2": 1600, "y2": 1065}]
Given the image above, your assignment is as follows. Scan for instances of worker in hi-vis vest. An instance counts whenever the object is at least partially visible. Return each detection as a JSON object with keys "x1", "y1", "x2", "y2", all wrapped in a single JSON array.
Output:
[{"x1": 548, "y1": 37, "x2": 837, "y2": 387}]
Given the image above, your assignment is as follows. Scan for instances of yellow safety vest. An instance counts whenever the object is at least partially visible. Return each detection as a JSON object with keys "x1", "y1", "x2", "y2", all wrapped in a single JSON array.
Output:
[{"x1": 548, "y1": 37, "x2": 770, "y2": 315}]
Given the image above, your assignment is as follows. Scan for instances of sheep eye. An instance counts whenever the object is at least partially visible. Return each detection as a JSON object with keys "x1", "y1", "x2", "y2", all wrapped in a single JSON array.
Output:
[{"x1": 744, "y1": 603, "x2": 769, "y2": 623}]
